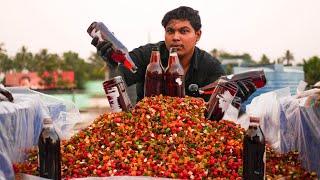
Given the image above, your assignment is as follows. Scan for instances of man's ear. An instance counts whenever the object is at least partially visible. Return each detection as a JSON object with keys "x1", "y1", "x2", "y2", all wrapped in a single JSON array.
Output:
[{"x1": 196, "y1": 30, "x2": 202, "y2": 42}]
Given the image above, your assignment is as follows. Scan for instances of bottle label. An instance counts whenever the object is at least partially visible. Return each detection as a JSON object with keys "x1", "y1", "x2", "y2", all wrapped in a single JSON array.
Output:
[
  {"x1": 91, "y1": 29, "x2": 103, "y2": 42},
  {"x1": 226, "y1": 74, "x2": 234, "y2": 80},
  {"x1": 106, "y1": 86, "x2": 122, "y2": 112},
  {"x1": 175, "y1": 78, "x2": 182, "y2": 86},
  {"x1": 217, "y1": 90, "x2": 234, "y2": 113},
  {"x1": 222, "y1": 104, "x2": 239, "y2": 122}
]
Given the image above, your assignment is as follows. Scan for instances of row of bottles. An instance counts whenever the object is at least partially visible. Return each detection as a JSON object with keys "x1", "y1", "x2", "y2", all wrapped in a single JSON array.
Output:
[{"x1": 144, "y1": 47, "x2": 185, "y2": 98}]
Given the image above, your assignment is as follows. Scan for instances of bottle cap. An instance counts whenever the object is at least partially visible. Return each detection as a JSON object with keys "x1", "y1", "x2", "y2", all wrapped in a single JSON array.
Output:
[
  {"x1": 249, "y1": 116, "x2": 260, "y2": 123},
  {"x1": 43, "y1": 118, "x2": 53, "y2": 125},
  {"x1": 152, "y1": 46, "x2": 159, "y2": 51},
  {"x1": 169, "y1": 47, "x2": 177, "y2": 53}
]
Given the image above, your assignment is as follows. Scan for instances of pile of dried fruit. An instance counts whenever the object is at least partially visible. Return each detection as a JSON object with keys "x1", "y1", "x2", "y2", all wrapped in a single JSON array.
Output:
[{"x1": 13, "y1": 95, "x2": 317, "y2": 179}]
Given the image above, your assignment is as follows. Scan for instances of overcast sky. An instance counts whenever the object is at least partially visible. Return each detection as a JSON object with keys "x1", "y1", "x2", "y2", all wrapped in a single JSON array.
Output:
[{"x1": 0, "y1": 0, "x2": 319, "y2": 63}]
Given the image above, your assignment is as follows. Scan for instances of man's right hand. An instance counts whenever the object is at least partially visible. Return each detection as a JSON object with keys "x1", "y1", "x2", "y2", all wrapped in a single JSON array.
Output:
[{"x1": 91, "y1": 37, "x2": 118, "y2": 67}]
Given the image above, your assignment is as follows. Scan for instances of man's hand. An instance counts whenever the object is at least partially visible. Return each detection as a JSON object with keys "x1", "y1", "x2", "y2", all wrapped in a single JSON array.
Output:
[
  {"x1": 91, "y1": 37, "x2": 117, "y2": 67},
  {"x1": 0, "y1": 87, "x2": 14, "y2": 102}
]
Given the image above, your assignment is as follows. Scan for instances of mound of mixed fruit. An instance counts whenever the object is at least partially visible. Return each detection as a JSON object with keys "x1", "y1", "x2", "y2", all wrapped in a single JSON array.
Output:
[{"x1": 14, "y1": 95, "x2": 317, "y2": 179}]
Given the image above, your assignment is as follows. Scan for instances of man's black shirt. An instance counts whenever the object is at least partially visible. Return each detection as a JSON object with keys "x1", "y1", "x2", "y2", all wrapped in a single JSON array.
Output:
[{"x1": 118, "y1": 41, "x2": 225, "y2": 102}]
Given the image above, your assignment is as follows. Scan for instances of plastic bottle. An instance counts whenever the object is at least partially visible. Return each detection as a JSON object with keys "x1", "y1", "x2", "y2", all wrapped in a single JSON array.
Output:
[
  {"x1": 144, "y1": 46, "x2": 164, "y2": 97},
  {"x1": 205, "y1": 80, "x2": 238, "y2": 120},
  {"x1": 243, "y1": 116, "x2": 266, "y2": 180},
  {"x1": 200, "y1": 70, "x2": 267, "y2": 95},
  {"x1": 87, "y1": 22, "x2": 138, "y2": 73},
  {"x1": 38, "y1": 118, "x2": 61, "y2": 180},
  {"x1": 102, "y1": 76, "x2": 132, "y2": 112},
  {"x1": 164, "y1": 47, "x2": 185, "y2": 97}
]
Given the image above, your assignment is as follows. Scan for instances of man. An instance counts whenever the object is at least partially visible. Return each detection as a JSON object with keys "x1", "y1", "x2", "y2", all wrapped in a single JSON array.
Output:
[{"x1": 91, "y1": 6, "x2": 225, "y2": 102}]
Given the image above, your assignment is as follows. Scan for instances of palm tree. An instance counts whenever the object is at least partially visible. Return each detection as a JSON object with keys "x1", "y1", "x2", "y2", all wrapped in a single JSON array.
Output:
[
  {"x1": 283, "y1": 50, "x2": 294, "y2": 65},
  {"x1": 0, "y1": 43, "x2": 14, "y2": 72},
  {"x1": 259, "y1": 54, "x2": 270, "y2": 64},
  {"x1": 13, "y1": 46, "x2": 33, "y2": 71}
]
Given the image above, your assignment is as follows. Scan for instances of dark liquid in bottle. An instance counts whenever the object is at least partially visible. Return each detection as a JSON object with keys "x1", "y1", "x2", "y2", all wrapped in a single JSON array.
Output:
[
  {"x1": 229, "y1": 70, "x2": 267, "y2": 88},
  {"x1": 145, "y1": 72, "x2": 163, "y2": 97},
  {"x1": 243, "y1": 125, "x2": 265, "y2": 180},
  {"x1": 103, "y1": 76, "x2": 132, "y2": 112},
  {"x1": 165, "y1": 74, "x2": 185, "y2": 97},
  {"x1": 144, "y1": 46, "x2": 164, "y2": 97},
  {"x1": 38, "y1": 123, "x2": 61, "y2": 180},
  {"x1": 206, "y1": 81, "x2": 238, "y2": 120},
  {"x1": 165, "y1": 48, "x2": 185, "y2": 97}
]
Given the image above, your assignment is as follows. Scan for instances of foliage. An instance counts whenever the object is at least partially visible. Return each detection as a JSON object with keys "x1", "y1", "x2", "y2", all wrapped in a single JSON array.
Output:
[
  {"x1": 303, "y1": 56, "x2": 320, "y2": 86},
  {"x1": 282, "y1": 50, "x2": 294, "y2": 65},
  {"x1": 0, "y1": 44, "x2": 106, "y2": 89},
  {"x1": 87, "y1": 52, "x2": 106, "y2": 80},
  {"x1": 258, "y1": 54, "x2": 271, "y2": 64},
  {"x1": 212, "y1": 49, "x2": 256, "y2": 65}
]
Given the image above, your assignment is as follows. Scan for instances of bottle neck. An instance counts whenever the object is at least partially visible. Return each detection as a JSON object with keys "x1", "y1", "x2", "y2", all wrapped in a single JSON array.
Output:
[
  {"x1": 249, "y1": 116, "x2": 260, "y2": 126},
  {"x1": 43, "y1": 123, "x2": 54, "y2": 128},
  {"x1": 150, "y1": 51, "x2": 161, "y2": 64},
  {"x1": 168, "y1": 52, "x2": 180, "y2": 67}
]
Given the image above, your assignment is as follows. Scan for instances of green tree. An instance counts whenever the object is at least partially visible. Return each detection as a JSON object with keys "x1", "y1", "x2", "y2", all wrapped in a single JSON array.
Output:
[
  {"x1": 12, "y1": 46, "x2": 34, "y2": 71},
  {"x1": 87, "y1": 52, "x2": 106, "y2": 80},
  {"x1": 210, "y1": 48, "x2": 219, "y2": 59},
  {"x1": 218, "y1": 50, "x2": 256, "y2": 65},
  {"x1": 258, "y1": 54, "x2": 270, "y2": 64},
  {"x1": 34, "y1": 49, "x2": 61, "y2": 72},
  {"x1": 0, "y1": 44, "x2": 14, "y2": 72},
  {"x1": 283, "y1": 50, "x2": 294, "y2": 65},
  {"x1": 303, "y1": 56, "x2": 320, "y2": 85},
  {"x1": 61, "y1": 51, "x2": 90, "y2": 89},
  {"x1": 33, "y1": 49, "x2": 62, "y2": 87}
]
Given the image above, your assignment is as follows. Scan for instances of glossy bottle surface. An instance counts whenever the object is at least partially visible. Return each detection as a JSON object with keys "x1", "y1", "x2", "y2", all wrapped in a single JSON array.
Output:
[
  {"x1": 38, "y1": 119, "x2": 61, "y2": 180},
  {"x1": 144, "y1": 46, "x2": 164, "y2": 97},
  {"x1": 87, "y1": 21, "x2": 138, "y2": 73},
  {"x1": 165, "y1": 48, "x2": 185, "y2": 97},
  {"x1": 243, "y1": 117, "x2": 266, "y2": 180},
  {"x1": 205, "y1": 80, "x2": 238, "y2": 120},
  {"x1": 227, "y1": 70, "x2": 267, "y2": 88},
  {"x1": 103, "y1": 76, "x2": 132, "y2": 112}
]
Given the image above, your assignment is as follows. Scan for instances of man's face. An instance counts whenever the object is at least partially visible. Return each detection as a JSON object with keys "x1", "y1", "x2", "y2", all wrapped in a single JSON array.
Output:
[{"x1": 164, "y1": 19, "x2": 201, "y2": 58}]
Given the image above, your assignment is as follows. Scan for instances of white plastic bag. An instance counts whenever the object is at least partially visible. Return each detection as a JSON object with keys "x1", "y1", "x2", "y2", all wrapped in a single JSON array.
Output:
[{"x1": 245, "y1": 87, "x2": 291, "y2": 151}]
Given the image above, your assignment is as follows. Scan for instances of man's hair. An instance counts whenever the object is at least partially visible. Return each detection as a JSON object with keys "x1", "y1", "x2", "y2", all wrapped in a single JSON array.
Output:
[{"x1": 161, "y1": 6, "x2": 202, "y2": 31}]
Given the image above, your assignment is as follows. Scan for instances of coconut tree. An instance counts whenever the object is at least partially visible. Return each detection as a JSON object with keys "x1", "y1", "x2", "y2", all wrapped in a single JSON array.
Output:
[
  {"x1": 283, "y1": 50, "x2": 294, "y2": 65},
  {"x1": 13, "y1": 46, "x2": 34, "y2": 71},
  {"x1": 259, "y1": 54, "x2": 271, "y2": 64}
]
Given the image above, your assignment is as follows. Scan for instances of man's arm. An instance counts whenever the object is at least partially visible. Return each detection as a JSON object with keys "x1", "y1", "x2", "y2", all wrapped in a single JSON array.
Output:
[{"x1": 205, "y1": 57, "x2": 225, "y2": 85}]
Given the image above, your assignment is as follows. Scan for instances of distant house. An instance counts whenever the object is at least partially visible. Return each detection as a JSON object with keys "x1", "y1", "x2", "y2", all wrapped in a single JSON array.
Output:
[{"x1": 4, "y1": 71, "x2": 75, "y2": 89}]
